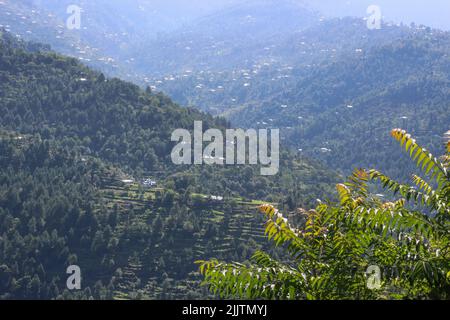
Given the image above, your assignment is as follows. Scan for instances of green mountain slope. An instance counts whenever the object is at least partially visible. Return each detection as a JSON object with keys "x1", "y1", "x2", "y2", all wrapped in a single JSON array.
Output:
[
  {"x1": 0, "y1": 29, "x2": 221, "y2": 174},
  {"x1": 228, "y1": 32, "x2": 450, "y2": 179},
  {"x1": 0, "y1": 31, "x2": 338, "y2": 299},
  {"x1": 152, "y1": 21, "x2": 450, "y2": 180}
]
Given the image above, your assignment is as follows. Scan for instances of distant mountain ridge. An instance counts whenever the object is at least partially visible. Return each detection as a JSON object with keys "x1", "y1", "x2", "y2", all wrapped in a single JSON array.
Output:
[{"x1": 149, "y1": 17, "x2": 449, "y2": 179}]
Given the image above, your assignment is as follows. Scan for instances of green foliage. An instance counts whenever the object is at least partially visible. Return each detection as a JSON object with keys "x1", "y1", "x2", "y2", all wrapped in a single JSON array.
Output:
[{"x1": 198, "y1": 129, "x2": 450, "y2": 299}]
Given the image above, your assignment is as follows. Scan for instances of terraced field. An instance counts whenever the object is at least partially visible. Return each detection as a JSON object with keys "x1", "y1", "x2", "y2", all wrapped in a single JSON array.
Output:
[{"x1": 96, "y1": 174, "x2": 276, "y2": 299}]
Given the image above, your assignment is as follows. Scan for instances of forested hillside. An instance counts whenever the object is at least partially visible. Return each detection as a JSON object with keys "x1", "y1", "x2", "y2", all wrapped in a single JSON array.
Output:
[
  {"x1": 229, "y1": 31, "x2": 450, "y2": 179},
  {"x1": 0, "y1": 29, "x2": 222, "y2": 174},
  {"x1": 0, "y1": 132, "x2": 116, "y2": 299},
  {"x1": 153, "y1": 20, "x2": 450, "y2": 180},
  {"x1": 0, "y1": 29, "x2": 336, "y2": 198},
  {"x1": 0, "y1": 30, "x2": 337, "y2": 299},
  {"x1": 149, "y1": 18, "x2": 415, "y2": 115},
  {"x1": 1, "y1": 0, "x2": 448, "y2": 302}
]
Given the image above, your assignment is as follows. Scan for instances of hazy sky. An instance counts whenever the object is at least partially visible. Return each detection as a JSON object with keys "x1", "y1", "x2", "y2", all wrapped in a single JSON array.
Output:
[
  {"x1": 176, "y1": 0, "x2": 450, "y2": 31},
  {"x1": 305, "y1": 0, "x2": 450, "y2": 30}
]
